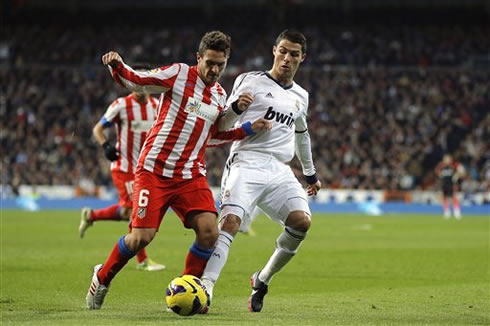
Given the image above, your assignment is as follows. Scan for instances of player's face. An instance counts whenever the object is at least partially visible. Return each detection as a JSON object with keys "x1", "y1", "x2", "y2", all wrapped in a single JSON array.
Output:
[
  {"x1": 196, "y1": 49, "x2": 228, "y2": 85},
  {"x1": 272, "y1": 39, "x2": 306, "y2": 81}
]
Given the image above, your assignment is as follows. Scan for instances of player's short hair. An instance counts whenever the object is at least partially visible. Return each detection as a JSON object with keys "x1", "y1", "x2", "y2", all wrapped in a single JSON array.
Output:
[
  {"x1": 275, "y1": 29, "x2": 307, "y2": 54},
  {"x1": 198, "y1": 31, "x2": 231, "y2": 58},
  {"x1": 132, "y1": 63, "x2": 152, "y2": 71}
]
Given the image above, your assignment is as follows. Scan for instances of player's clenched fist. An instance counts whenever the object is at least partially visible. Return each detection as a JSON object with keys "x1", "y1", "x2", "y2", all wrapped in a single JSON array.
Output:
[
  {"x1": 102, "y1": 51, "x2": 124, "y2": 68},
  {"x1": 237, "y1": 92, "x2": 254, "y2": 111},
  {"x1": 306, "y1": 180, "x2": 322, "y2": 196},
  {"x1": 250, "y1": 118, "x2": 272, "y2": 133}
]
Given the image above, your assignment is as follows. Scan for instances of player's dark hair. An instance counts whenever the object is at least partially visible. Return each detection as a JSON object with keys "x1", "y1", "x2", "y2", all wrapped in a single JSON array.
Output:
[
  {"x1": 132, "y1": 63, "x2": 152, "y2": 71},
  {"x1": 199, "y1": 31, "x2": 231, "y2": 57},
  {"x1": 275, "y1": 29, "x2": 307, "y2": 54}
]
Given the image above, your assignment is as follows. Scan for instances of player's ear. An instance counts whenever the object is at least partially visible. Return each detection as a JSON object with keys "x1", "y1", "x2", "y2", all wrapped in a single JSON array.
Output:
[
  {"x1": 300, "y1": 53, "x2": 306, "y2": 63},
  {"x1": 272, "y1": 45, "x2": 277, "y2": 56},
  {"x1": 196, "y1": 52, "x2": 201, "y2": 63}
]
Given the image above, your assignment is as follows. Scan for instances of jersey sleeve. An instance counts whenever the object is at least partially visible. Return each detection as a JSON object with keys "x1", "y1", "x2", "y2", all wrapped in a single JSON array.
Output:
[
  {"x1": 101, "y1": 98, "x2": 123, "y2": 127},
  {"x1": 294, "y1": 96, "x2": 316, "y2": 177},
  {"x1": 108, "y1": 63, "x2": 181, "y2": 94},
  {"x1": 207, "y1": 120, "x2": 253, "y2": 147},
  {"x1": 218, "y1": 73, "x2": 257, "y2": 131}
]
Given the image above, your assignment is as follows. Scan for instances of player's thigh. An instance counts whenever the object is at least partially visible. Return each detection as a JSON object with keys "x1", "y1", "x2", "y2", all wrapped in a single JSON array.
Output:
[
  {"x1": 221, "y1": 164, "x2": 267, "y2": 220},
  {"x1": 170, "y1": 176, "x2": 218, "y2": 229},
  {"x1": 111, "y1": 170, "x2": 135, "y2": 208},
  {"x1": 259, "y1": 175, "x2": 310, "y2": 227},
  {"x1": 131, "y1": 170, "x2": 171, "y2": 230}
]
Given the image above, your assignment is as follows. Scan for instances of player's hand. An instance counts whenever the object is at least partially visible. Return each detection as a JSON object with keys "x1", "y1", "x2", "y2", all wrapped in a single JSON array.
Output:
[
  {"x1": 251, "y1": 118, "x2": 272, "y2": 133},
  {"x1": 306, "y1": 180, "x2": 321, "y2": 196},
  {"x1": 102, "y1": 141, "x2": 119, "y2": 161},
  {"x1": 102, "y1": 51, "x2": 124, "y2": 69},
  {"x1": 236, "y1": 92, "x2": 254, "y2": 111}
]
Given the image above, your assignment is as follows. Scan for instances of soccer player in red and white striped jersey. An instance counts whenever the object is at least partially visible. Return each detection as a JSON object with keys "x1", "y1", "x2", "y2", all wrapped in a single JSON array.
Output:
[
  {"x1": 78, "y1": 69, "x2": 165, "y2": 271},
  {"x1": 86, "y1": 31, "x2": 271, "y2": 310}
]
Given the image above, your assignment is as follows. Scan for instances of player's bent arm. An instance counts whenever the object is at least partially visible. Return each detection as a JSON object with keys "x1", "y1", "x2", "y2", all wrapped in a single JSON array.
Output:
[
  {"x1": 92, "y1": 121, "x2": 108, "y2": 146},
  {"x1": 106, "y1": 60, "x2": 180, "y2": 94},
  {"x1": 218, "y1": 101, "x2": 244, "y2": 131},
  {"x1": 93, "y1": 117, "x2": 119, "y2": 162}
]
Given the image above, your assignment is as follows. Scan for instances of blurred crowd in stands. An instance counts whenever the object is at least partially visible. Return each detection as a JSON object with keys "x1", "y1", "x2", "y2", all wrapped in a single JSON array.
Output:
[{"x1": 2, "y1": 23, "x2": 489, "y2": 195}]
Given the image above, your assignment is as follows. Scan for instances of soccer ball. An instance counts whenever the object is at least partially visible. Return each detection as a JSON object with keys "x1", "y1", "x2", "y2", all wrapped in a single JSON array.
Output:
[{"x1": 165, "y1": 275, "x2": 208, "y2": 316}]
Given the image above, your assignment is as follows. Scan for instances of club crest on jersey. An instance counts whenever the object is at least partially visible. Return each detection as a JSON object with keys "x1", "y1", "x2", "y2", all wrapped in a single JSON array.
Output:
[
  {"x1": 295, "y1": 100, "x2": 301, "y2": 111},
  {"x1": 223, "y1": 189, "x2": 231, "y2": 200},
  {"x1": 265, "y1": 92, "x2": 274, "y2": 98},
  {"x1": 185, "y1": 97, "x2": 219, "y2": 123},
  {"x1": 137, "y1": 208, "x2": 146, "y2": 219}
]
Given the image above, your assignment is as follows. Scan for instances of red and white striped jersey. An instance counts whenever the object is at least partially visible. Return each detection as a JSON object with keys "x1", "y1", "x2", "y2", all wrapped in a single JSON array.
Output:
[
  {"x1": 109, "y1": 62, "x2": 248, "y2": 180},
  {"x1": 102, "y1": 94, "x2": 158, "y2": 174}
]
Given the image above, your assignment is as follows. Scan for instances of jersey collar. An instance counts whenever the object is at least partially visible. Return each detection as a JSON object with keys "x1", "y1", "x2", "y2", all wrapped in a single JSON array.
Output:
[{"x1": 264, "y1": 71, "x2": 294, "y2": 90}]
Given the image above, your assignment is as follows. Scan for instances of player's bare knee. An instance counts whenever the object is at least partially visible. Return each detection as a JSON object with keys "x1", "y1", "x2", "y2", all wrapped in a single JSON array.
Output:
[
  {"x1": 197, "y1": 227, "x2": 218, "y2": 249},
  {"x1": 286, "y1": 210, "x2": 311, "y2": 233},
  {"x1": 127, "y1": 229, "x2": 155, "y2": 251},
  {"x1": 219, "y1": 214, "x2": 241, "y2": 235}
]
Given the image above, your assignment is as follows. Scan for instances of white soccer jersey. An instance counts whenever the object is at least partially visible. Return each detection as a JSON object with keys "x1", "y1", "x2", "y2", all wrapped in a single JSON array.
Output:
[
  {"x1": 102, "y1": 94, "x2": 158, "y2": 174},
  {"x1": 224, "y1": 71, "x2": 315, "y2": 176}
]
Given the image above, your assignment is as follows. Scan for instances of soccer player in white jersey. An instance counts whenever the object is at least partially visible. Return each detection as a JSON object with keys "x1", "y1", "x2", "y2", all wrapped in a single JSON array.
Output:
[
  {"x1": 86, "y1": 31, "x2": 271, "y2": 310},
  {"x1": 78, "y1": 65, "x2": 165, "y2": 272},
  {"x1": 201, "y1": 30, "x2": 322, "y2": 312}
]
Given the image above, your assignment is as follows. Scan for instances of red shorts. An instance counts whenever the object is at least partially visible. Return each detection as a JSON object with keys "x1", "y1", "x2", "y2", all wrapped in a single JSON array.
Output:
[
  {"x1": 111, "y1": 170, "x2": 135, "y2": 208},
  {"x1": 130, "y1": 169, "x2": 217, "y2": 230}
]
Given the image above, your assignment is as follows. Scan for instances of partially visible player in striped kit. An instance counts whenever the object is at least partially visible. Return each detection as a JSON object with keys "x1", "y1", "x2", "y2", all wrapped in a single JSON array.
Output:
[
  {"x1": 78, "y1": 65, "x2": 165, "y2": 272},
  {"x1": 86, "y1": 31, "x2": 272, "y2": 310}
]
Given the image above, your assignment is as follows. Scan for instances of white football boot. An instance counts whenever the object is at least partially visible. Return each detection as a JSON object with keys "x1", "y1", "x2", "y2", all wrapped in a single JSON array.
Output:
[{"x1": 86, "y1": 264, "x2": 109, "y2": 309}]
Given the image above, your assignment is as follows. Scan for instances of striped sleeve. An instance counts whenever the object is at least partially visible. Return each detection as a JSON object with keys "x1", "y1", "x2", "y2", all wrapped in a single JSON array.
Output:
[
  {"x1": 207, "y1": 121, "x2": 248, "y2": 148},
  {"x1": 108, "y1": 62, "x2": 181, "y2": 94}
]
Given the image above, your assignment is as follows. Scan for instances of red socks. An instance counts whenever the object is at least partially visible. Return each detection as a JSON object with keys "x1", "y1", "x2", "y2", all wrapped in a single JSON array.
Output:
[
  {"x1": 97, "y1": 236, "x2": 135, "y2": 286},
  {"x1": 90, "y1": 205, "x2": 121, "y2": 222},
  {"x1": 182, "y1": 242, "x2": 213, "y2": 278},
  {"x1": 136, "y1": 248, "x2": 148, "y2": 264}
]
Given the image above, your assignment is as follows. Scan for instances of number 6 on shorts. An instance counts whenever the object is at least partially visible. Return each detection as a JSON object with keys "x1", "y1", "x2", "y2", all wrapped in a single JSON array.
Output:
[{"x1": 138, "y1": 189, "x2": 150, "y2": 207}]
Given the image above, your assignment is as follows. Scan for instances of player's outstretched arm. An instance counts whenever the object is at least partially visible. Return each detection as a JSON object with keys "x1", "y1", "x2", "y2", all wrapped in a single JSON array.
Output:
[
  {"x1": 101, "y1": 51, "x2": 179, "y2": 94},
  {"x1": 208, "y1": 118, "x2": 271, "y2": 147}
]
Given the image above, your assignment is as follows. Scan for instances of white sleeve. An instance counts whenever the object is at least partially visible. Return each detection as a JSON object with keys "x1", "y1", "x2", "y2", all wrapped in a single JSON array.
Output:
[
  {"x1": 294, "y1": 98, "x2": 316, "y2": 177},
  {"x1": 108, "y1": 63, "x2": 181, "y2": 94},
  {"x1": 218, "y1": 73, "x2": 256, "y2": 131}
]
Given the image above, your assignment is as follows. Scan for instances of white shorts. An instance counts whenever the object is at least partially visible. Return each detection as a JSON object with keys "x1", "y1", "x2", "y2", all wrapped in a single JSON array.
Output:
[{"x1": 220, "y1": 151, "x2": 311, "y2": 231}]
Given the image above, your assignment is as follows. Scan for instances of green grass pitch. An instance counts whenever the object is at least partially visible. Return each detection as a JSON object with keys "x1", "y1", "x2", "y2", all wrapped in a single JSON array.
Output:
[{"x1": 1, "y1": 210, "x2": 488, "y2": 325}]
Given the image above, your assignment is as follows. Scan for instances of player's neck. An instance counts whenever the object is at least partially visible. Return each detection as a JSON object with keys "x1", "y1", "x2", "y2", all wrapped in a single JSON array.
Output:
[
  {"x1": 132, "y1": 93, "x2": 148, "y2": 104},
  {"x1": 268, "y1": 69, "x2": 293, "y2": 88}
]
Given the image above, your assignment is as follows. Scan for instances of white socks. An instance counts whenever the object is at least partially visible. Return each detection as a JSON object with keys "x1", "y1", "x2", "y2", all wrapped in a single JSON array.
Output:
[
  {"x1": 258, "y1": 227, "x2": 306, "y2": 284},
  {"x1": 202, "y1": 230, "x2": 234, "y2": 284}
]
